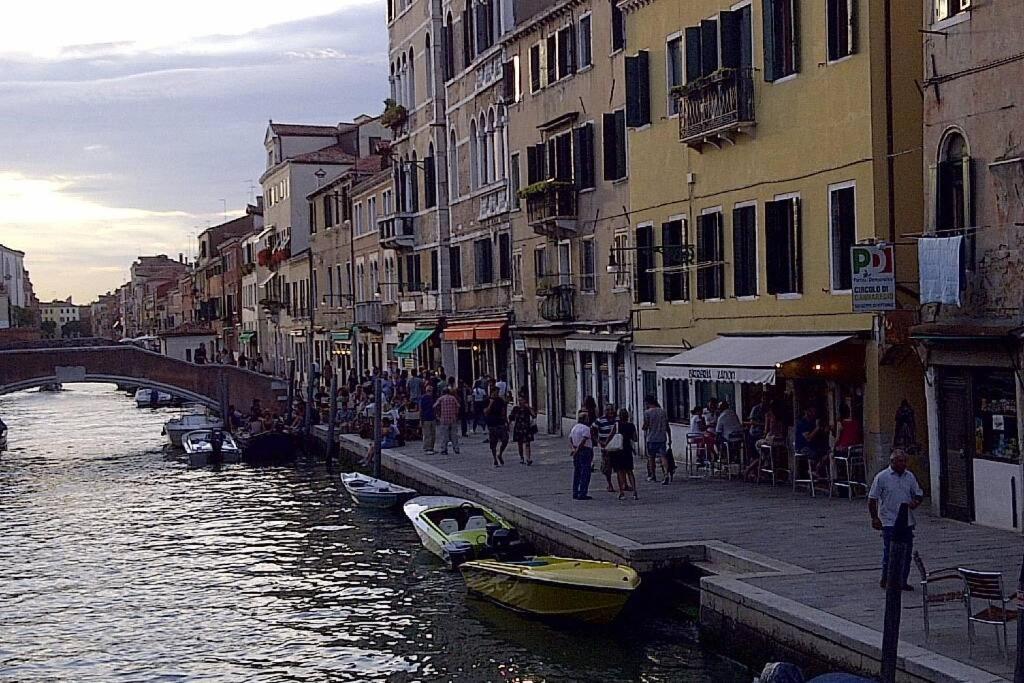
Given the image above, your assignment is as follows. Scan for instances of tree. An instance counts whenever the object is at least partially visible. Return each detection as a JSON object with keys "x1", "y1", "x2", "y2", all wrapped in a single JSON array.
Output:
[
  {"x1": 61, "y1": 320, "x2": 90, "y2": 338},
  {"x1": 40, "y1": 321, "x2": 57, "y2": 339},
  {"x1": 11, "y1": 305, "x2": 36, "y2": 328}
]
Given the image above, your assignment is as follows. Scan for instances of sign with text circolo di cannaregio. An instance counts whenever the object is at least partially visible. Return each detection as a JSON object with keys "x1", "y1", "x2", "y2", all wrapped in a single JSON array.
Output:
[{"x1": 851, "y1": 243, "x2": 896, "y2": 313}]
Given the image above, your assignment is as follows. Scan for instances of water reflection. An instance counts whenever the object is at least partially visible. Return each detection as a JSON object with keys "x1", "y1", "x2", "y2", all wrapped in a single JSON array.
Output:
[{"x1": 0, "y1": 384, "x2": 747, "y2": 682}]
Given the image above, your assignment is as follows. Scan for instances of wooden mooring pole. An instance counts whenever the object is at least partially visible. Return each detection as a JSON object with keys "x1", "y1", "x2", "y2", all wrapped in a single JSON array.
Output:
[
  {"x1": 880, "y1": 504, "x2": 911, "y2": 683},
  {"x1": 285, "y1": 360, "x2": 296, "y2": 423},
  {"x1": 325, "y1": 371, "x2": 338, "y2": 464}
]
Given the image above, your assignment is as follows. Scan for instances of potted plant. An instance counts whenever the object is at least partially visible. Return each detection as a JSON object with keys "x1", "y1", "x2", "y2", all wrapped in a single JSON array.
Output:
[{"x1": 380, "y1": 98, "x2": 409, "y2": 130}]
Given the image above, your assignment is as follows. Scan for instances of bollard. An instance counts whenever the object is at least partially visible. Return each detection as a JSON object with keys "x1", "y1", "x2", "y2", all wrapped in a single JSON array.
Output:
[{"x1": 880, "y1": 503, "x2": 911, "y2": 683}]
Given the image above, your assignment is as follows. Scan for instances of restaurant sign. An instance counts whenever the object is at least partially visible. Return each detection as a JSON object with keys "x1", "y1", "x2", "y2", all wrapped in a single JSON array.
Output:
[
  {"x1": 683, "y1": 366, "x2": 776, "y2": 385},
  {"x1": 851, "y1": 243, "x2": 896, "y2": 313}
]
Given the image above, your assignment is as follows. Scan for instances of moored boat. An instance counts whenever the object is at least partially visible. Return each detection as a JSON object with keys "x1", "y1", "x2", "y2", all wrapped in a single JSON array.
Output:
[
  {"x1": 134, "y1": 387, "x2": 174, "y2": 408},
  {"x1": 341, "y1": 472, "x2": 416, "y2": 509},
  {"x1": 182, "y1": 429, "x2": 241, "y2": 467},
  {"x1": 460, "y1": 556, "x2": 640, "y2": 625},
  {"x1": 403, "y1": 496, "x2": 516, "y2": 563},
  {"x1": 0, "y1": 432, "x2": 7, "y2": 452},
  {"x1": 38, "y1": 383, "x2": 63, "y2": 392},
  {"x1": 164, "y1": 413, "x2": 223, "y2": 447},
  {"x1": 241, "y1": 430, "x2": 298, "y2": 466}
]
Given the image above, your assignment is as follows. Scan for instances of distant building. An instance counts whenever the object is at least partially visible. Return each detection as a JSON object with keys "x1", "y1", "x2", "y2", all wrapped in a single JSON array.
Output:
[
  {"x1": 0, "y1": 244, "x2": 31, "y2": 329},
  {"x1": 122, "y1": 255, "x2": 188, "y2": 337},
  {"x1": 39, "y1": 297, "x2": 80, "y2": 338},
  {"x1": 90, "y1": 292, "x2": 119, "y2": 340}
]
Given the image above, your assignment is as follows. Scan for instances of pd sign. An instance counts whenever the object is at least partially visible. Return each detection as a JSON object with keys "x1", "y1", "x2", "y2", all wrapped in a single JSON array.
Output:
[{"x1": 851, "y1": 244, "x2": 895, "y2": 312}]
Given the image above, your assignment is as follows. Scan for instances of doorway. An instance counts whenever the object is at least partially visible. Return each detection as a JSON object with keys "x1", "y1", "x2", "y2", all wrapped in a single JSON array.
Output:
[{"x1": 939, "y1": 371, "x2": 974, "y2": 522}]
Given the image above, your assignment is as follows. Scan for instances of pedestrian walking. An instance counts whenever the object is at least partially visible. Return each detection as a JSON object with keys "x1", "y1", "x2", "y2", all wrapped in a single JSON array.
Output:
[
  {"x1": 569, "y1": 411, "x2": 594, "y2": 500},
  {"x1": 484, "y1": 387, "x2": 509, "y2": 467},
  {"x1": 457, "y1": 380, "x2": 470, "y2": 437},
  {"x1": 868, "y1": 449, "x2": 923, "y2": 590},
  {"x1": 595, "y1": 405, "x2": 618, "y2": 492},
  {"x1": 614, "y1": 408, "x2": 638, "y2": 500},
  {"x1": 509, "y1": 394, "x2": 537, "y2": 465},
  {"x1": 434, "y1": 388, "x2": 461, "y2": 455},
  {"x1": 419, "y1": 384, "x2": 436, "y2": 453},
  {"x1": 472, "y1": 379, "x2": 487, "y2": 432},
  {"x1": 642, "y1": 395, "x2": 674, "y2": 484}
]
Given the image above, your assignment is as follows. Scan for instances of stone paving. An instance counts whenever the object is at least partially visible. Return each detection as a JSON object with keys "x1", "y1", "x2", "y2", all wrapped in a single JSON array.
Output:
[{"x1": 380, "y1": 428, "x2": 1022, "y2": 680}]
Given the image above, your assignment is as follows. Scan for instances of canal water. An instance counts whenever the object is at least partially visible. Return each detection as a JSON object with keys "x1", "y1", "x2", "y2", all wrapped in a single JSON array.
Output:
[{"x1": 0, "y1": 384, "x2": 749, "y2": 682}]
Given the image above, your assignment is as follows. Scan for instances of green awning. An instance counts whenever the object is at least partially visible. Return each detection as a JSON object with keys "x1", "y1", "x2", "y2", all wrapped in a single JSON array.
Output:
[
  {"x1": 239, "y1": 331, "x2": 256, "y2": 343},
  {"x1": 394, "y1": 329, "x2": 433, "y2": 357},
  {"x1": 331, "y1": 330, "x2": 352, "y2": 342}
]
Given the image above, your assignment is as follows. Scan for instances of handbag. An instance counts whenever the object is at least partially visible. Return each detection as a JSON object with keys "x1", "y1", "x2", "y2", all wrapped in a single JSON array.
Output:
[
  {"x1": 605, "y1": 433, "x2": 624, "y2": 452},
  {"x1": 664, "y1": 446, "x2": 677, "y2": 473}
]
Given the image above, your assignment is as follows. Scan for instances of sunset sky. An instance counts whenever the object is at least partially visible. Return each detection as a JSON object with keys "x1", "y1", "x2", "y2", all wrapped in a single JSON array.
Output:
[{"x1": 0, "y1": 1, "x2": 388, "y2": 303}]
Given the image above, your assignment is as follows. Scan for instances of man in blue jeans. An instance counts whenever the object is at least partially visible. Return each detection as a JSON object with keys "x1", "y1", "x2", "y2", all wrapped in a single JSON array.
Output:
[
  {"x1": 868, "y1": 449, "x2": 924, "y2": 590},
  {"x1": 569, "y1": 411, "x2": 594, "y2": 500}
]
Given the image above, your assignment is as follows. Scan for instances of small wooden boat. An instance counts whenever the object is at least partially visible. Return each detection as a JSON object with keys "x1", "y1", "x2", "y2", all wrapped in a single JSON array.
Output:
[
  {"x1": 38, "y1": 383, "x2": 63, "y2": 392},
  {"x1": 341, "y1": 473, "x2": 416, "y2": 508},
  {"x1": 135, "y1": 387, "x2": 174, "y2": 407},
  {"x1": 460, "y1": 556, "x2": 641, "y2": 625},
  {"x1": 403, "y1": 496, "x2": 515, "y2": 563},
  {"x1": 164, "y1": 413, "x2": 223, "y2": 447},
  {"x1": 182, "y1": 429, "x2": 241, "y2": 467},
  {"x1": 241, "y1": 431, "x2": 298, "y2": 466}
]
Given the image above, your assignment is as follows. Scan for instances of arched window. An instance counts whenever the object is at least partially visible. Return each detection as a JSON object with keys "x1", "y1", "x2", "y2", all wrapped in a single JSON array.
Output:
[
  {"x1": 478, "y1": 114, "x2": 490, "y2": 185},
  {"x1": 443, "y1": 13, "x2": 455, "y2": 80},
  {"x1": 390, "y1": 62, "x2": 397, "y2": 102},
  {"x1": 469, "y1": 120, "x2": 479, "y2": 189},
  {"x1": 488, "y1": 108, "x2": 502, "y2": 182},
  {"x1": 399, "y1": 54, "x2": 407, "y2": 107},
  {"x1": 449, "y1": 129, "x2": 460, "y2": 200},
  {"x1": 410, "y1": 151, "x2": 420, "y2": 212},
  {"x1": 425, "y1": 142, "x2": 437, "y2": 208},
  {"x1": 936, "y1": 130, "x2": 971, "y2": 234},
  {"x1": 408, "y1": 47, "x2": 416, "y2": 108},
  {"x1": 425, "y1": 34, "x2": 434, "y2": 98}
]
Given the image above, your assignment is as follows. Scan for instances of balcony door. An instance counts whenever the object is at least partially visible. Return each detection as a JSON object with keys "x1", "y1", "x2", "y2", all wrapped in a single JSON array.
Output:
[{"x1": 558, "y1": 242, "x2": 572, "y2": 286}]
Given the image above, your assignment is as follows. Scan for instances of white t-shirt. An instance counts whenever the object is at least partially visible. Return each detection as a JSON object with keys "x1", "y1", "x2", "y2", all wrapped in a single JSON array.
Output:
[
  {"x1": 569, "y1": 423, "x2": 593, "y2": 449},
  {"x1": 869, "y1": 467, "x2": 924, "y2": 527}
]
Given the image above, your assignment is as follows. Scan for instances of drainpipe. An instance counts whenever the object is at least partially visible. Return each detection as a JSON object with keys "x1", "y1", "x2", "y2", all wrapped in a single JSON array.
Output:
[{"x1": 884, "y1": 0, "x2": 897, "y2": 243}]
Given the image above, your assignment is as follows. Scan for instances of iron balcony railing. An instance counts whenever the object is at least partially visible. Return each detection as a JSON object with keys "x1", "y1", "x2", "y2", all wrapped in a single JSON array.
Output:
[
  {"x1": 538, "y1": 283, "x2": 576, "y2": 323},
  {"x1": 677, "y1": 67, "x2": 756, "y2": 143},
  {"x1": 378, "y1": 214, "x2": 415, "y2": 249},
  {"x1": 355, "y1": 301, "x2": 383, "y2": 326},
  {"x1": 526, "y1": 182, "x2": 578, "y2": 229}
]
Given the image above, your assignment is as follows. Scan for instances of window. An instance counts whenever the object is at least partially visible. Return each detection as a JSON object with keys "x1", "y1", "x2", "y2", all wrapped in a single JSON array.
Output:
[
  {"x1": 451, "y1": 245, "x2": 464, "y2": 288},
  {"x1": 733, "y1": 204, "x2": 758, "y2": 297},
  {"x1": 462, "y1": 8, "x2": 474, "y2": 70},
  {"x1": 827, "y1": 0, "x2": 856, "y2": 61},
  {"x1": 557, "y1": 25, "x2": 576, "y2": 80},
  {"x1": 510, "y1": 152, "x2": 521, "y2": 209},
  {"x1": 529, "y1": 43, "x2": 542, "y2": 92},
  {"x1": 611, "y1": 0, "x2": 625, "y2": 52},
  {"x1": 696, "y1": 211, "x2": 724, "y2": 300},
  {"x1": 579, "y1": 15, "x2": 593, "y2": 69},
  {"x1": 685, "y1": 20, "x2": 718, "y2": 82},
  {"x1": 635, "y1": 224, "x2": 656, "y2": 304},
  {"x1": 448, "y1": 130, "x2": 459, "y2": 201},
  {"x1": 512, "y1": 250, "x2": 523, "y2": 295},
  {"x1": 935, "y1": 0, "x2": 970, "y2": 23},
  {"x1": 580, "y1": 238, "x2": 596, "y2": 292},
  {"x1": 502, "y1": 56, "x2": 520, "y2": 103},
  {"x1": 612, "y1": 232, "x2": 630, "y2": 288},
  {"x1": 665, "y1": 379, "x2": 689, "y2": 423},
  {"x1": 935, "y1": 130, "x2": 974, "y2": 270},
  {"x1": 475, "y1": 238, "x2": 494, "y2": 284},
  {"x1": 405, "y1": 253, "x2": 422, "y2": 292},
  {"x1": 546, "y1": 34, "x2": 557, "y2": 85},
  {"x1": 602, "y1": 110, "x2": 627, "y2": 181},
  {"x1": 354, "y1": 202, "x2": 364, "y2": 234},
  {"x1": 625, "y1": 51, "x2": 651, "y2": 127},
  {"x1": 557, "y1": 241, "x2": 572, "y2": 286},
  {"x1": 573, "y1": 123, "x2": 595, "y2": 190},
  {"x1": 765, "y1": 196, "x2": 802, "y2": 295},
  {"x1": 443, "y1": 13, "x2": 455, "y2": 80},
  {"x1": 661, "y1": 219, "x2": 688, "y2": 302},
  {"x1": 534, "y1": 245, "x2": 547, "y2": 281},
  {"x1": 828, "y1": 183, "x2": 856, "y2": 291},
  {"x1": 547, "y1": 130, "x2": 573, "y2": 182},
  {"x1": 368, "y1": 196, "x2": 377, "y2": 230},
  {"x1": 666, "y1": 35, "x2": 683, "y2": 116},
  {"x1": 763, "y1": 0, "x2": 799, "y2": 81},
  {"x1": 469, "y1": 120, "x2": 479, "y2": 188},
  {"x1": 498, "y1": 233, "x2": 512, "y2": 280}
]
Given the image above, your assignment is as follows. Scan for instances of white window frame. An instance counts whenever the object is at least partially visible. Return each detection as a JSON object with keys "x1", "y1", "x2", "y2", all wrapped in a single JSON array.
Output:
[
  {"x1": 731, "y1": 200, "x2": 759, "y2": 301},
  {"x1": 612, "y1": 231, "x2": 630, "y2": 290},
  {"x1": 666, "y1": 32, "x2": 683, "y2": 118},
  {"x1": 557, "y1": 239, "x2": 573, "y2": 286},
  {"x1": 578, "y1": 12, "x2": 594, "y2": 71},
  {"x1": 827, "y1": 180, "x2": 857, "y2": 294},
  {"x1": 772, "y1": 190, "x2": 803, "y2": 299},
  {"x1": 825, "y1": 0, "x2": 856, "y2": 65},
  {"x1": 512, "y1": 249, "x2": 524, "y2": 298},
  {"x1": 698, "y1": 206, "x2": 725, "y2": 302},
  {"x1": 664, "y1": 213, "x2": 689, "y2": 303},
  {"x1": 579, "y1": 237, "x2": 597, "y2": 293}
]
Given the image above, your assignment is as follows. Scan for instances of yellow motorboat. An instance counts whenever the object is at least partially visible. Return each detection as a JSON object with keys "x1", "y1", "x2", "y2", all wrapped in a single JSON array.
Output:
[{"x1": 460, "y1": 556, "x2": 641, "y2": 625}]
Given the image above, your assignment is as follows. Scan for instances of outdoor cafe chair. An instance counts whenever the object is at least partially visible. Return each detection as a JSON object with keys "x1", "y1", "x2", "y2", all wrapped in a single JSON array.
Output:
[
  {"x1": 757, "y1": 442, "x2": 789, "y2": 486},
  {"x1": 958, "y1": 567, "x2": 1018, "y2": 661},
  {"x1": 685, "y1": 434, "x2": 711, "y2": 478},
  {"x1": 830, "y1": 445, "x2": 868, "y2": 499},
  {"x1": 912, "y1": 551, "x2": 963, "y2": 642}
]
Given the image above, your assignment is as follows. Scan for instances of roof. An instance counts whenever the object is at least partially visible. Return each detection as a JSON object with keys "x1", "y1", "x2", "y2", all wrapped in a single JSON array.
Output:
[
  {"x1": 289, "y1": 144, "x2": 357, "y2": 165},
  {"x1": 910, "y1": 323, "x2": 1023, "y2": 341},
  {"x1": 268, "y1": 123, "x2": 339, "y2": 137},
  {"x1": 159, "y1": 322, "x2": 216, "y2": 338},
  {"x1": 306, "y1": 155, "x2": 390, "y2": 199}
]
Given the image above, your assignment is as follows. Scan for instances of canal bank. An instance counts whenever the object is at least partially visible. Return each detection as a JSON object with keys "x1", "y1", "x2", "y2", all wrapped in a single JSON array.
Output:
[{"x1": 323, "y1": 429, "x2": 1016, "y2": 683}]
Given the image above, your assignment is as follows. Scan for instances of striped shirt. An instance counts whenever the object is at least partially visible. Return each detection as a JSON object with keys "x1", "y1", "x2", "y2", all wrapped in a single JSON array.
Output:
[{"x1": 595, "y1": 416, "x2": 616, "y2": 447}]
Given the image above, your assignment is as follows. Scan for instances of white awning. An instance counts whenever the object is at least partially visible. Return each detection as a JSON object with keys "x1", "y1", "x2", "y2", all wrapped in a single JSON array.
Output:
[
  {"x1": 565, "y1": 335, "x2": 625, "y2": 353},
  {"x1": 656, "y1": 335, "x2": 854, "y2": 384}
]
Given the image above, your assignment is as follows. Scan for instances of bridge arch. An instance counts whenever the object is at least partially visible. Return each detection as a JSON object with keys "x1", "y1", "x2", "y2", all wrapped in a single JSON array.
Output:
[{"x1": 1, "y1": 375, "x2": 218, "y2": 408}]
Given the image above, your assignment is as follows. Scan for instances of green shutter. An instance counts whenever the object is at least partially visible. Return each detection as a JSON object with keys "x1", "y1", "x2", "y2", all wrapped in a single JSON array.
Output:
[{"x1": 762, "y1": 0, "x2": 776, "y2": 82}]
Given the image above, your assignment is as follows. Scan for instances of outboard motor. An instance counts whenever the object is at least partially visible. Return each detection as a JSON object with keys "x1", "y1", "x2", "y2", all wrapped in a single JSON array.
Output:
[
  {"x1": 485, "y1": 523, "x2": 502, "y2": 548},
  {"x1": 444, "y1": 540, "x2": 474, "y2": 570},
  {"x1": 755, "y1": 663, "x2": 804, "y2": 683}
]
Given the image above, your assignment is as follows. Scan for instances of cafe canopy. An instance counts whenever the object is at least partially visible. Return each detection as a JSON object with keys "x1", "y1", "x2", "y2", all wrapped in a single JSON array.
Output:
[{"x1": 656, "y1": 335, "x2": 854, "y2": 385}]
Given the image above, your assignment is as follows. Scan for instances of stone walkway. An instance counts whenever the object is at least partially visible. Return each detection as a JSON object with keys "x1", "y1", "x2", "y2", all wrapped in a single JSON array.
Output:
[{"x1": 340, "y1": 428, "x2": 1021, "y2": 681}]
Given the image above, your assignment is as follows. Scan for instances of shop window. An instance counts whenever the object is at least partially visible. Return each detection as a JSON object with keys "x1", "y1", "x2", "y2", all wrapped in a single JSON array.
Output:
[
  {"x1": 665, "y1": 379, "x2": 689, "y2": 424},
  {"x1": 634, "y1": 224, "x2": 656, "y2": 304},
  {"x1": 765, "y1": 196, "x2": 802, "y2": 295},
  {"x1": 641, "y1": 370, "x2": 657, "y2": 404},
  {"x1": 762, "y1": 0, "x2": 799, "y2": 81},
  {"x1": 662, "y1": 219, "x2": 688, "y2": 302},
  {"x1": 733, "y1": 205, "x2": 758, "y2": 297},
  {"x1": 974, "y1": 369, "x2": 1019, "y2": 462},
  {"x1": 561, "y1": 351, "x2": 577, "y2": 418},
  {"x1": 697, "y1": 211, "x2": 724, "y2": 300},
  {"x1": 829, "y1": 183, "x2": 856, "y2": 291},
  {"x1": 827, "y1": 0, "x2": 856, "y2": 62}
]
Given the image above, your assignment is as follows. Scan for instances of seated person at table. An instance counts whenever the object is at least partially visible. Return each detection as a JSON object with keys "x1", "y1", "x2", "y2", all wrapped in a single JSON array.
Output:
[
  {"x1": 795, "y1": 406, "x2": 829, "y2": 478},
  {"x1": 715, "y1": 401, "x2": 743, "y2": 441},
  {"x1": 687, "y1": 407, "x2": 709, "y2": 463},
  {"x1": 833, "y1": 403, "x2": 863, "y2": 453},
  {"x1": 381, "y1": 417, "x2": 400, "y2": 449}
]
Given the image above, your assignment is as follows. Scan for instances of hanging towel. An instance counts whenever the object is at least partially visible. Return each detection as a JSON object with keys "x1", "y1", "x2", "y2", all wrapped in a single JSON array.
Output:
[{"x1": 918, "y1": 235, "x2": 962, "y2": 306}]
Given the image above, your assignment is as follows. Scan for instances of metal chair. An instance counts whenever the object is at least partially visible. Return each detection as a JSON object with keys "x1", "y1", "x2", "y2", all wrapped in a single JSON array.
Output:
[
  {"x1": 719, "y1": 433, "x2": 745, "y2": 480},
  {"x1": 792, "y1": 450, "x2": 817, "y2": 497},
  {"x1": 830, "y1": 445, "x2": 868, "y2": 499},
  {"x1": 913, "y1": 551, "x2": 963, "y2": 642},
  {"x1": 686, "y1": 434, "x2": 711, "y2": 477},
  {"x1": 757, "y1": 442, "x2": 789, "y2": 486},
  {"x1": 958, "y1": 567, "x2": 1019, "y2": 661}
]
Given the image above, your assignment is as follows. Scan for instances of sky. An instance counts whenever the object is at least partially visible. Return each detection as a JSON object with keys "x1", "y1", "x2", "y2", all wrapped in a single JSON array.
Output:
[{"x1": 0, "y1": 1, "x2": 388, "y2": 303}]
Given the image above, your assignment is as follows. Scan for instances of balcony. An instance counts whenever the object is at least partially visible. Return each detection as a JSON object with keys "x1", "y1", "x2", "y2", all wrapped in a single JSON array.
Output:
[
  {"x1": 378, "y1": 214, "x2": 416, "y2": 250},
  {"x1": 355, "y1": 301, "x2": 384, "y2": 326},
  {"x1": 478, "y1": 183, "x2": 510, "y2": 222},
  {"x1": 676, "y1": 67, "x2": 755, "y2": 150},
  {"x1": 538, "y1": 282, "x2": 576, "y2": 323},
  {"x1": 525, "y1": 181, "x2": 578, "y2": 239}
]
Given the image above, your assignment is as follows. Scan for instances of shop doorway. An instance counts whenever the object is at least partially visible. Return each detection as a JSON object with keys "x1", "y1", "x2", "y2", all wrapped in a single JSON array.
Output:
[
  {"x1": 457, "y1": 348, "x2": 474, "y2": 385},
  {"x1": 939, "y1": 371, "x2": 974, "y2": 522}
]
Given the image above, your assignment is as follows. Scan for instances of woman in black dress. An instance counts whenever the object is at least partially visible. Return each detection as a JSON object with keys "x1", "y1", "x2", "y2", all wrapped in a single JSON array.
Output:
[
  {"x1": 613, "y1": 408, "x2": 638, "y2": 500},
  {"x1": 509, "y1": 394, "x2": 537, "y2": 465}
]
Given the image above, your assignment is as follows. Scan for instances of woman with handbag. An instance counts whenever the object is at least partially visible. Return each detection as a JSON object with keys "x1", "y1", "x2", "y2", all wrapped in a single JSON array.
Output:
[
  {"x1": 510, "y1": 394, "x2": 538, "y2": 465},
  {"x1": 595, "y1": 405, "x2": 619, "y2": 492},
  {"x1": 612, "y1": 408, "x2": 638, "y2": 500}
]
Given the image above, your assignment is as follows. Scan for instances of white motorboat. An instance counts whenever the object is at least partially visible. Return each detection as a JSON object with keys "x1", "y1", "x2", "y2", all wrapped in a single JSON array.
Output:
[
  {"x1": 182, "y1": 429, "x2": 241, "y2": 467},
  {"x1": 164, "y1": 413, "x2": 223, "y2": 447},
  {"x1": 403, "y1": 496, "x2": 515, "y2": 562},
  {"x1": 341, "y1": 472, "x2": 416, "y2": 509},
  {"x1": 135, "y1": 387, "x2": 174, "y2": 407}
]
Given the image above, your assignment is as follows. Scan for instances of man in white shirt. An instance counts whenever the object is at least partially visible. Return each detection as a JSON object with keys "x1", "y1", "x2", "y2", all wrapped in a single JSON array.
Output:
[
  {"x1": 868, "y1": 449, "x2": 924, "y2": 590},
  {"x1": 569, "y1": 411, "x2": 595, "y2": 500}
]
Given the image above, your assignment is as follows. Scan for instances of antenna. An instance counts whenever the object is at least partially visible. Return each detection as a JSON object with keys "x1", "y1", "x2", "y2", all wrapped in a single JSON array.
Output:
[{"x1": 220, "y1": 199, "x2": 227, "y2": 223}]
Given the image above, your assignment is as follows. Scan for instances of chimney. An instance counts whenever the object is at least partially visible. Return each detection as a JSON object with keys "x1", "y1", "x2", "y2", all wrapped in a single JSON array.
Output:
[{"x1": 178, "y1": 253, "x2": 184, "y2": 263}]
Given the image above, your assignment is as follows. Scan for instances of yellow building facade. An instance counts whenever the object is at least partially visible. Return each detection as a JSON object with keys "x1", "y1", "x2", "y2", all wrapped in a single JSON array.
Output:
[{"x1": 620, "y1": 0, "x2": 925, "y2": 476}]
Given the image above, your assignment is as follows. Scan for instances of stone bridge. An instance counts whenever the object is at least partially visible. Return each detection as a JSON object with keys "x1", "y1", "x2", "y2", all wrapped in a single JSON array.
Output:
[{"x1": 0, "y1": 340, "x2": 287, "y2": 411}]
